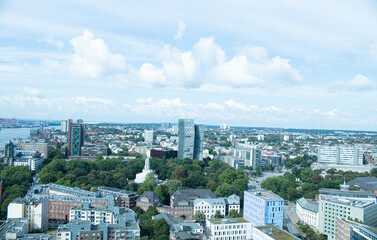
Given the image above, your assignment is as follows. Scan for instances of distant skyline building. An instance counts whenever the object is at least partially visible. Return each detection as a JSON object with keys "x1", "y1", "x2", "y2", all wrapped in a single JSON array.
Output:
[
  {"x1": 194, "y1": 125, "x2": 204, "y2": 160},
  {"x1": 144, "y1": 130, "x2": 154, "y2": 143},
  {"x1": 67, "y1": 119, "x2": 85, "y2": 157},
  {"x1": 318, "y1": 146, "x2": 364, "y2": 165},
  {"x1": 3, "y1": 141, "x2": 15, "y2": 166},
  {"x1": 234, "y1": 144, "x2": 263, "y2": 169},
  {"x1": 60, "y1": 120, "x2": 68, "y2": 133},
  {"x1": 178, "y1": 119, "x2": 204, "y2": 160}
]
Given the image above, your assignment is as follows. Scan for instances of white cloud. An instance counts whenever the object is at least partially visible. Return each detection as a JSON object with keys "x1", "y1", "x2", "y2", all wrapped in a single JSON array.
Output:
[
  {"x1": 192, "y1": 36, "x2": 225, "y2": 66},
  {"x1": 335, "y1": 74, "x2": 376, "y2": 91},
  {"x1": 174, "y1": 20, "x2": 186, "y2": 40},
  {"x1": 39, "y1": 35, "x2": 64, "y2": 49},
  {"x1": 42, "y1": 29, "x2": 127, "y2": 79},
  {"x1": 22, "y1": 87, "x2": 41, "y2": 97},
  {"x1": 67, "y1": 29, "x2": 126, "y2": 78},
  {"x1": 210, "y1": 47, "x2": 302, "y2": 88},
  {"x1": 135, "y1": 37, "x2": 302, "y2": 89}
]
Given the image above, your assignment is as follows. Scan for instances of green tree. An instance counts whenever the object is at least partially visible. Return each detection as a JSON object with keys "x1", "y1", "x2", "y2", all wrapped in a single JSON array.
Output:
[
  {"x1": 228, "y1": 209, "x2": 241, "y2": 218},
  {"x1": 146, "y1": 206, "x2": 159, "y2": 218},
  {"x1": 193, "y1": 211, "x2": 206, "y2": 223},
  {"x1": 214, "y1": 210, "x2": 224, "y2": 219},
  {"x1": 137, "y1": 172, "x2": 157, "y2": 195},
  {"x1": 165, "y1": 179, "x2": 183, "y2": 195},
  {"x1": 171, "y1": 166, "x2": 187, "y2": 180}
]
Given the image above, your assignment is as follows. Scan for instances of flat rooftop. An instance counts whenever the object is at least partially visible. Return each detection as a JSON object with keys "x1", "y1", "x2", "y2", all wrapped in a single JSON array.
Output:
[
  {"x1": 320, "y1": 195, "x2": 375, "y2": 208},
  {"x1": 208, "y1": 218, "x2": 248, "y2": 224},
  {"x1": 247, "y1": 190, "x2": 283, "y2": 200},
  {"x1": 255, "y1": 225, "x2": 299, "y2": 240}
]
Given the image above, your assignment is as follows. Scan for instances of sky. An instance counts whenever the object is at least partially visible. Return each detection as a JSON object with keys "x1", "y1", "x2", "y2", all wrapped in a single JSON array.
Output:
[{"x1": 1, "y1": 0, "x2": 377, "y2": 130}]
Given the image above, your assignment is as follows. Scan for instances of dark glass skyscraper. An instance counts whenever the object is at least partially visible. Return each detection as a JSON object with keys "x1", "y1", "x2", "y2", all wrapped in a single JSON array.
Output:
[
  {"x1": 178, "y1": 119, "x2": 204, "y2": 160},
  {"x1": 67, "y1": 119, "x2": 85, "y2": 156}
]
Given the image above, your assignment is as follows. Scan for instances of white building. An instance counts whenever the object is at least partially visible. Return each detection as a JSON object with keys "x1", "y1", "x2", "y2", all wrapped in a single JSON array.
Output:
[
  {"x1": 234, "y1": 144, "x2": 262, "y2": 169},
  {"x1": 283, "y1": 135, "x2": 290, "y2": 141},
  {"x1": 193, "y1": 194, "x2": 240, "y2": 220},
  {"x1": 318, "y1": 194, "x2": 377, "y2": 240},
  {"x1": 134, "y1": 158, "x2": 158, "y2": 184},
  {"x1": 296, "y1": 197, "x2": 319, "y2": 229},
  {"x1": 257, "y1": 135, "x2": 264, "y2": 141},
  {"x1": 61, "y1": 120, "x2": 68, "y2": 133},
  {"x1": 144, "y1": 130, "x2": 154, "y2": 143},
  {"x1": 70, "y1": 203, "x2": 114, "y2": 224},
  {"x1": 206, "y1": 218, "x2": 252, "y2": 240},
  {"x1": 318, "y1": 146, "x2": 364, "y2": 165},
  {"x1": 12, "y1": 150, "x2": 44, "y2": 171},
  {"x1": 7, "y1": 198, "x2": 49, "y2": 232},
  {"x1": 253, "y1": 225, "x2": 300, "y2": 240}
]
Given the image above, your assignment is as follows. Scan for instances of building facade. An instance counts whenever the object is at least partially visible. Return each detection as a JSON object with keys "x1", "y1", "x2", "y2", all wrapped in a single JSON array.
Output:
[
  {"x1": 234, "y1": 144, "x2": 263, "y2": 169},
  {"x1": 318, "y1": 193, "x2": 377, "y2": 240},
  {"x1": 318, "y1": 146, "x2": 364, "y2": 165},
  {"x1": 178, "y1": 119, "x2": 204, "y2": 160},
  {"x1": 68, "y1": 119, "x2": 85, "y2": 157},
  {"x1": 193, "y1": 194, "x2": 240, "y2": 220},
  {"x1": 243, "y1": 190, "x2": 284, "y2": 237},
  {"x1": 194, "y1": 125, "x2": 204, "y2": 160},
  {"x1": 7, "y1": 198, "x2": 49, "y2": 232},
  {"x1": 206, "y1": 218, "x2": 252, "y2": 240},
  {"x1": 296, "y1": 197, "x2": 319, "y2": 229},
  {"x1": 144, "y1": 130, "x2": 154, "y2": 143}
]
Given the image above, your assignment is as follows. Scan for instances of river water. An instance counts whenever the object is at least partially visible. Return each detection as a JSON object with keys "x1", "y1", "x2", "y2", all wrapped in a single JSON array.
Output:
[{"x1": 0, "y1": 126, "x2": 59, "y2": 150}]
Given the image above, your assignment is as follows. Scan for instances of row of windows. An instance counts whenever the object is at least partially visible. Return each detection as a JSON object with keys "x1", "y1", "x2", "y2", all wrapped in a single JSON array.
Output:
[
  {"x1": 214, "y1": 230, "x2": 246, "y2": 236},
  {"x1": 215, "y1": 225, "x2": 246, "y2": 230}
]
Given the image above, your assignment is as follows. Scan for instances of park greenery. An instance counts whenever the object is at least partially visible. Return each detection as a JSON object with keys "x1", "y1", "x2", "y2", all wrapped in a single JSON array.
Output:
[
  {"x1": 261, "y1": 165, "x2": 373, "y2": 201},
  {"x1": 133, "y1": 206, "x2": 169, "y2": 240},
  {"x1": 37, "y1": 156, "x2": 249, "y2": 205},
  {"x1": 0, "y1": 166, "x2": 34, "y2": 219}
]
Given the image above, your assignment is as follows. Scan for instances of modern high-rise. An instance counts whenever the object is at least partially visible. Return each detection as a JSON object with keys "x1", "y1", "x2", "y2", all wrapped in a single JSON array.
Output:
[
  {"x1": 178, "y1": 119, "x2": 204, "y2": 160},
  {"x1": 318, "y1": 146, "x2": 364, "y2": 165},
  {"x1": 244, "y1": 190, "x2": 284, "y2": 238},
  {"x1": 3, "y1": 141, "x2": 15, "y2": 166},
  {"x1": 234, "y1": 144, "x2": 263, "y2": 168},
  {"x1": 144, "y1": 130, "x2": 154, "y2": 143},
  {"x1": 68, "y1": 119, "x2": 85, "y2": 157},
  {"x1": 194, "y1": 125, "x2": 204, "y2": 160},
  {"x1": 60, "y1": 120, "x2": 68, "y2": 133}
]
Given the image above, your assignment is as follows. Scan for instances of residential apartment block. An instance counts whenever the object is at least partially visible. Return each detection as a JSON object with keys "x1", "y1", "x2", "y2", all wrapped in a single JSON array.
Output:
[
  {"x1": 96, "y1": 186, "x2": 138, "y2": 209},
  {"x1": 7, "y1": 198, "x2": 49, "y2": 232}
]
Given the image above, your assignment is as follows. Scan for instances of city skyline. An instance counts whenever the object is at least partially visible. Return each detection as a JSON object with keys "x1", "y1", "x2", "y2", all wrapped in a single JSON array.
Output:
[{"x1": 1, "y1": 1, "x2": 377, "y2": 130}]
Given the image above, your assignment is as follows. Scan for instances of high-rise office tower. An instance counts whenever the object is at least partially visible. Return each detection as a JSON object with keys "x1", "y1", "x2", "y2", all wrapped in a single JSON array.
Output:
[
  {"x1": 67, "y1": 119, "x2": 85, "y2": 157},
  {"x1": 3, "y1": 141, "x2": 15, "y2": 166},
  {"x1": 194, "y1": 125, "x2": 204, "y2": 160},
  {"x1": 178, "y1": 119, "x2": 204, "y2": 160},
  {"x1": 144, "y1": 130, "x2": 154, "y2": 143},
  {"x1": 60, "y1": 120, "x2": 68, "y2": 133}
]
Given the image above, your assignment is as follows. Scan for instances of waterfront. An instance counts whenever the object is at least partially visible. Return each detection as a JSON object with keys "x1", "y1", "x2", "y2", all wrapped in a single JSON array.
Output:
[
  {"x1": 0, "y1": 126, "x2": 58, "y2": 150},
  {"x1": 0, "y1": 128, "x2": 31, "y2": 149}
]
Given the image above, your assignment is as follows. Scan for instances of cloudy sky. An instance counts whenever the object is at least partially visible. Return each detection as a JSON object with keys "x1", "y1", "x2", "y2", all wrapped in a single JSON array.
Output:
[{"x1": 1, "y1": 0, "x2": 377, "y2": 130}]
